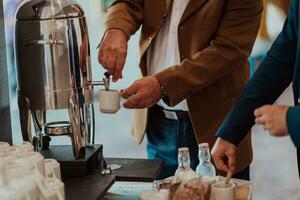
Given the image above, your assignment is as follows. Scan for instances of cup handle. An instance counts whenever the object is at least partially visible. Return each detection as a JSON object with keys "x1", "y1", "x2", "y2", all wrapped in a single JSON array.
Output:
[{"x1": 120, "y1": 97, "x2": 126, "y2": 107}]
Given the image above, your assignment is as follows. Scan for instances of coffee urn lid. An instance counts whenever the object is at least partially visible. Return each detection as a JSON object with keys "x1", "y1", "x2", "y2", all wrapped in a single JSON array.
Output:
[{"x1": 16, "y1": 0, "x2": 84, "y2": 21}]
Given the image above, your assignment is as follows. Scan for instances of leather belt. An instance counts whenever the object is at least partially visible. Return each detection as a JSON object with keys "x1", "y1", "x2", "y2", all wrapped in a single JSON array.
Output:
[{"x1": 151, "y1": 105, "x2": 189, "y2": 120}]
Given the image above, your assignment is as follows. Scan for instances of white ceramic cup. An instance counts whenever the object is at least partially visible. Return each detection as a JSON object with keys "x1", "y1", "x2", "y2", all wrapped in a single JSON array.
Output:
[
  {"x1": 98, "y1": 89, "x2": 121, "y2": 113},
  {"x1": 211, "y1": 182, "x2": 236, "y2": 200}
]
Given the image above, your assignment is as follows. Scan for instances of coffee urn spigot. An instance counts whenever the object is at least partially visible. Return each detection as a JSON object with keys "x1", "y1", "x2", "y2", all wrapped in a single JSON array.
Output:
[{"x1": 86, "y1": 72, "x2": 111, "y2": 91}]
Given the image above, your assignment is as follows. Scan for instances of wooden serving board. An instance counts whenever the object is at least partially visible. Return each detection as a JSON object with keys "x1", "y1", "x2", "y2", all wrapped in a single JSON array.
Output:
[{"x1": 140, "y1": 176, "x2": 252, "y2": 200}]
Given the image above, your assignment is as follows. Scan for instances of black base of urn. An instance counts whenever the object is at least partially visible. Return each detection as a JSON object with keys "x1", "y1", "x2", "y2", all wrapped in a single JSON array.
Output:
[{"x1": 39, "y1": 144, "x2": 104, "y2": 177}]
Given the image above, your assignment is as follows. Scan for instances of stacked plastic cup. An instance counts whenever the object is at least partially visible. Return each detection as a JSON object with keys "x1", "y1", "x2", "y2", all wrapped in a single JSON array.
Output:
[
  {"x1": 0, "y1": 141, "x2": 65, "y2": 200},
  {"x1": 14, "y1": 141, "x2": 34, "y2": 154}
]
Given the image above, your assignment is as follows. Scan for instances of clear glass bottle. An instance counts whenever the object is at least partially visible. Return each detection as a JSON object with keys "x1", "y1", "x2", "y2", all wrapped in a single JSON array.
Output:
[
  {"x1": 196, "y1": 143, "x2": 216, "y2": 181},
  {"x1": 175, "y1": 147, "x2": 198, "y2": 182}
]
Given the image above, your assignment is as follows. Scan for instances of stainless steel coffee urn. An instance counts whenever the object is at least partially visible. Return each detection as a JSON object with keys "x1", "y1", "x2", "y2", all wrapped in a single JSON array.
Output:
[{"x1": 14, "y1": 0, "x2": 108, "y2": 158}]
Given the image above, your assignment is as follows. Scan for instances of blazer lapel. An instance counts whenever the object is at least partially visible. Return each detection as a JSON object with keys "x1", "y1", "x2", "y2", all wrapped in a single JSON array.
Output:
[{"x1": 180, "y1": 0, "x2": 209, "y2": 25}]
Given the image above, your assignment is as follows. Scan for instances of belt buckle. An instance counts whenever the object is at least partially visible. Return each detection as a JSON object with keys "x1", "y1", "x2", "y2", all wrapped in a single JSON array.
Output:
[{"x1": 162, "y1": 110, "x2": 178, "y2": 120}]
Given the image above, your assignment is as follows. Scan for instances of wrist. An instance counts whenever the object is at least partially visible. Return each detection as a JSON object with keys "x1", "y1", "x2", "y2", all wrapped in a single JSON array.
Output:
[
  {"x1": 283, "y1": 106, "x2": 290, "y2": 131},
  {"x1": 217, "y1": 137, "x2": 237, "y2": 148},
  {"x1": 153, "y1": 76, "x2": 166, "y2": 98},
  {"x1": 106, "y1": 28, "x2": 128, "y2": 40}
]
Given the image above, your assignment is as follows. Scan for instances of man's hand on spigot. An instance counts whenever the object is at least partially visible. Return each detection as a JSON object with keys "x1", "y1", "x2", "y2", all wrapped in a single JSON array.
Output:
[{"x1": 98, "y1": 29, "x2": 128, "y2": 82}]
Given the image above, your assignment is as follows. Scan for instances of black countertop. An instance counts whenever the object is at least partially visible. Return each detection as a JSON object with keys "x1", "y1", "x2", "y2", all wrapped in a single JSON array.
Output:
[{"x1": 106, "y1": 158, "x2": 164, "y2": 182}]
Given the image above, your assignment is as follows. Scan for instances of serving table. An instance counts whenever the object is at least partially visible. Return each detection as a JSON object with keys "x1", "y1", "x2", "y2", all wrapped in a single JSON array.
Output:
[{"x1": 60, "y1": 157, "x2": 251, "y2": 200}]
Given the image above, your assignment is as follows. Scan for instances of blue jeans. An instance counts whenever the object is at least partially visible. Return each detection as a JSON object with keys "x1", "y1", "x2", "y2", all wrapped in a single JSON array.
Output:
[{"x1": 146, "y1": 105, "x2": 198, "y2": 179}]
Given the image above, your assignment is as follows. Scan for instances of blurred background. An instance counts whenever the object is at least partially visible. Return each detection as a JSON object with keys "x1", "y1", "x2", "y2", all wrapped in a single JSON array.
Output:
[{"x1": 2, "y1": 0, "x2": 300, "y2": 199}]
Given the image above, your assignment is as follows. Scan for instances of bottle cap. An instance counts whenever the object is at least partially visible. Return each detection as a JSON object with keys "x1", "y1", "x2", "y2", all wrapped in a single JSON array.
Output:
[
  {"x1": 198, "y1": 143, "x2": 209, "y2": 149},
  {"x1": 178, "y1": 147, "x2": 189, "y2": 156}
]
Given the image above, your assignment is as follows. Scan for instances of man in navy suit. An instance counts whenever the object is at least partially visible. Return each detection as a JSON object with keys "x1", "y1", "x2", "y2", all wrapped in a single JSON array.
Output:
[{"x1": 211, "y1": 0, "x2": 300, "y2": 174}]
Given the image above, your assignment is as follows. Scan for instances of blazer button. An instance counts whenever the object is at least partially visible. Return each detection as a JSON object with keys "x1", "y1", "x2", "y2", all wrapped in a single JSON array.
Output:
[{"x1": 179, "y1": 26, "x2": 185, "y2": 30}]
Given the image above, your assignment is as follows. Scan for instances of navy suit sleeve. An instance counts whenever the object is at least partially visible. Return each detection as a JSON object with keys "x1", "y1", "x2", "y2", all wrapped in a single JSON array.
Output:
[
  {"x1": 216, "y1": 0, "x2": 298, "y2": 145},
  {"x1": 287, "y1": 106, "x2": 300, "y2": 148}
]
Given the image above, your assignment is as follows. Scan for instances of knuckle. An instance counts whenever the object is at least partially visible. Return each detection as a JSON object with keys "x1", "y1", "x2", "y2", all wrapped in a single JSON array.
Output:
[
  {"x1": 98, "y1": 54, "x2": 104, "y2": 61},
  {"x1": 106, "y1": 66, "x2": 113, "y2": 71},
  {"x1": 120, "y1": 48, "x2": 127, "y2": 55},
  {"x1": 99, "y1": 59, "x2": 105, "y2": 65},
  {"x1": 106, "y1": 67, "x2": 113, "y2": 72},
  {"x1": 102, "y1": 44, "x2": 109, "y2": 51},
  {"x1": 109, "y1": 59, "x2": 117, "y2": 66},
  {"x1": 270, "y1": 129, "x2": 277, "y2": 135},
  {"x1": 126, "y1": 101, "x2": 133, "y2": 107},
  {"x1": 98, "y1": 48, "x2": 103, "y2": 56},
  {"x1": 98, "y1": 58, "x2": 103, "y2": 64},
  {"x1": 98, "y1": 43, "x2": 104, "y2": 50},
  {"x1": 106, "y1": 46, "x2": 114, "y2": 52},
  {"x1": 227, "y1": 150, "x2": 235, "y2": 156},
  {"x1": 115, "y1": 66, "x2": 122, "y2": 72},
  {"x1": 265, "y1": 104, "x2": 272, "y2": 108},
  {"x1": 108, "y1": 69, "x2": 115, "y2": 75}
]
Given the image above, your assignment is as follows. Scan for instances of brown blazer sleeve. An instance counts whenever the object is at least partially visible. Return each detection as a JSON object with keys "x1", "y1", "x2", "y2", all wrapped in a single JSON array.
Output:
[
  {"x1": 105, "y1": 0, "x2": 143, "y2": 39},
  {"x1": 155, "y1": 0, "x2": 263, "y2": 107}
]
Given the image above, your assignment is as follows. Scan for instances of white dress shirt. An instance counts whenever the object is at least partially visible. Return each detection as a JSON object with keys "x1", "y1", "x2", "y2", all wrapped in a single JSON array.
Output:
[{"x1": 147, "y1": 0, "x2": 190, "y2": 111}]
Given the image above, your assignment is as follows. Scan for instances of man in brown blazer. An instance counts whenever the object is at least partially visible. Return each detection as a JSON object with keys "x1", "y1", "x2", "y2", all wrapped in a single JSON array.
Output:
[{"x1": 98, "y1": 0, "x2": 262, "y2": 179}]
